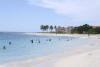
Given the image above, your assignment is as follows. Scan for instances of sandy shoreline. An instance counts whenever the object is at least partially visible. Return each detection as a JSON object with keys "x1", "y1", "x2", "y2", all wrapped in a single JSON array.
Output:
[
  {"x1": 24, "y1": 32, "x2": 100, "y2": 38},
  {"x1": 0, "y1": 33, "x2": 100, "y2": 67}
]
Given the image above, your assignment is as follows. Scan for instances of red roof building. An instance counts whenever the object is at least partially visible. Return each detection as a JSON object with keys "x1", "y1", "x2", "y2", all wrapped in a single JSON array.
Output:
[
  {"x1": 92, "y1": 26, "x2": 100, "y2": 28},
  {"x1": 56, "y1": 26, "x2": 73, "y2": 33}
]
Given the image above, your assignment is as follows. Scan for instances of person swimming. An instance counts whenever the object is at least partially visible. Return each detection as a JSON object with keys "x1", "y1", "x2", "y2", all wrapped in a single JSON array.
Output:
[
  {"x1": 49, "y1": 38, "x2": 52, "y2": 42},
  {"x1": 9, "y1": 41, "x2": 12, "y2": 45},
  {"x1": 31, "y1": 40, "x2": 34, "y2": 43},
  {"x1": 67, "y1": 39, "x2": 69, "y2": 41},
  {"x1": 38, "y1": 40, "x2": 40, "y2": 43},
  {"x1": 3, "y1": 46, "x2": 6, "y2": 50}
]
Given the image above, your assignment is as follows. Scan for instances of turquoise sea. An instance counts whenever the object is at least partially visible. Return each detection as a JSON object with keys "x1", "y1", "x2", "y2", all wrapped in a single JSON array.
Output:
[{"x1": 0, "y1": 32, "x2": 90, "y2": 64}]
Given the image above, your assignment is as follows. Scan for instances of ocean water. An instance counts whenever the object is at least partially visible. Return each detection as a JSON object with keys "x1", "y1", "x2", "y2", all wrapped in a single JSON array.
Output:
[{"x1": 0, "y1": 32, "x2": 90, "y2": 64}]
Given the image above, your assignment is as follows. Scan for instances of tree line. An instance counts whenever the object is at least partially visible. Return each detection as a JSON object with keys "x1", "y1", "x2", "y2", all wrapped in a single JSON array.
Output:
[
  {"x1": 40, "y1": 24, "x2": 100, "y2": 34},
  {"x1": 40, "y1": 25, "x2": 57, "y2": 32},
  {"x1": 72, "y1": 24, "x2": 100, "y2": 34}
]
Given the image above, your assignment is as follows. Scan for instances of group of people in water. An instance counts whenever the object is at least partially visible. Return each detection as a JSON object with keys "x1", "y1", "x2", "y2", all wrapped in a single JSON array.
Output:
[
  {"x1": 3, "y1": 41, "x2": 12, "y2": 50},
  {"x1": 1, "y1": 37, "x2": 73, "y2": 50},
  {"x1": 31, "y1": 39, "x2": 41, "y2": 44},
  {"x1": 2, "y1": 38, "x2": 52, "y2": 50},
  {"x1": 31, "y1": 38, "x2": 52, "y2": 44}
]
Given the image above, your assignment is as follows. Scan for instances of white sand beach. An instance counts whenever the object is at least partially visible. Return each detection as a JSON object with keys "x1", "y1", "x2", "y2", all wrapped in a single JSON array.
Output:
[
  {"x1": 25, "y1": 32, "x2": 100, "y2": 38},
  {"x1": 54, "y1": 49, "x2": 100, "y2": 67},
  {"x1": 0, "y1": 33, "x2": 100, "y2": 67}
]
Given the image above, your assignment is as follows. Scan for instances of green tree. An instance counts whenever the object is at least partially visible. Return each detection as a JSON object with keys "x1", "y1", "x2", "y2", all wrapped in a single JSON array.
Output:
[
  {"x1": 45, "y1": 25, "x2": 49, "y2": 32},
  {"x1": 82, "y1": 24, "x2": 92, "y2": 34},
  {"x1": 54, "y1": 26, "x2": 57, "y2": 33},
  {"x1": 40, "y1": 25, "x2": 44, "y2": 31},
  {"x1": 72, "y1": 24, "x2": 92, "y2": 34},
  {"x1": 54, "y1": 26, "x2": 57, "y2": 29},
  {"x1": 50, "y1": 25, "x2": 53, "y2": 32},
  {"x1": 43, "y1": 25, "x2": 47, "y2": 31}
]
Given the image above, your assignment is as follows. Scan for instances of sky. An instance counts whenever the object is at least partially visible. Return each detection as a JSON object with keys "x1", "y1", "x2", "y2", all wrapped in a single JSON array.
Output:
[{"x1": 0, "y1": 0, "x2": 100, "y2": 32}]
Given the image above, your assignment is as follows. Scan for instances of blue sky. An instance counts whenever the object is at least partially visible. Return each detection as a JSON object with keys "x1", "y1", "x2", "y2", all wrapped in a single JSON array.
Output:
[{"x1": 0, "y1": 0, "x2": 100, "y2": 32}]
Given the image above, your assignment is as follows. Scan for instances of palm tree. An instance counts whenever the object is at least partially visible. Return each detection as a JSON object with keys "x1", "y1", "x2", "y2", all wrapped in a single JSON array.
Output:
[
  {"x1": 50, "y1": 25, "x2": 53, "y2": 32},
  {"x1": 45, "y1": 25, "x2": 49, "y2": 32},
  {"x1": 40, "y1": 25, "x2": 44, "y2": 31},
  {"x1": 54, "y1": 26, "x2": 57, "y2": 29},
  {"x1": 54, "y1": 26, "x2": 57, "y2": 34},
  {"x1": 43, "y1": 25, "x2": 47, "y2": 31}
]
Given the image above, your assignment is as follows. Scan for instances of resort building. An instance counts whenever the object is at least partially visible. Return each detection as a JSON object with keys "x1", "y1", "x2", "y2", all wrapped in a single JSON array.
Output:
[
  {"x1": 56, "y1": 26, "x2": 73, "y2": 33},
  {"x1": 92, "y1": 26, "x2": 100, "y2": 29}
]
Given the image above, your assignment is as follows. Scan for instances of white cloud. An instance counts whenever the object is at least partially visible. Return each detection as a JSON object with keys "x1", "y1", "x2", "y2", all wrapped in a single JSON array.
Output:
[{"x1": 28, "y1": 0, "x2": 100, "y2": 24}]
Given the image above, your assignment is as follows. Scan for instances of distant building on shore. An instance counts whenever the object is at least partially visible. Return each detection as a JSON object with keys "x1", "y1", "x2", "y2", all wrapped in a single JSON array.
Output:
[
  {"x1": 56, "y1": 25, "x2": 100, "y2": 34},
  {"x1": 92, "y1": 26, "x2": 100, "y2": 29},
  {"x1": 56, "y1": 26, "x2": 73, "y2": 33}
]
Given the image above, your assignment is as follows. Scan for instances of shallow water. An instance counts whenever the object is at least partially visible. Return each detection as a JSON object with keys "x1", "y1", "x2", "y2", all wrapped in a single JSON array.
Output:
[{"x1": 0, "y1": 32, "x2": 91, "y2": 64}]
